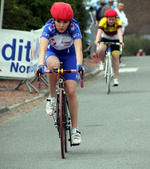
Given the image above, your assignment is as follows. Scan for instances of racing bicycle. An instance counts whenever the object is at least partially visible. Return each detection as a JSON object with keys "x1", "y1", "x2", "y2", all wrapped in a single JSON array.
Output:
[
  {"x1": 100, "y1": 41, "x2": 122, "y2": 94},
  {"x1": 38, "y1": 62, "x2": 84, "y2": 159}
]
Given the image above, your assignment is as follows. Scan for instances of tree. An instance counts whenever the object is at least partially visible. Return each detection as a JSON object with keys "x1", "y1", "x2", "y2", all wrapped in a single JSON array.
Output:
[
  {"x1": 3, "y1": 0, "x2": 89, "y2": 49},
  {"x1": 3, "y1": 0, "x2": 88, "y2": 33}
]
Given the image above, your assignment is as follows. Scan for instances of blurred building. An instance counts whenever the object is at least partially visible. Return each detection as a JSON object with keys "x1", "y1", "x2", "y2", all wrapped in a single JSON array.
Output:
[{"x1": 123, "y1": 0, "x2": 150, "y2": 35}]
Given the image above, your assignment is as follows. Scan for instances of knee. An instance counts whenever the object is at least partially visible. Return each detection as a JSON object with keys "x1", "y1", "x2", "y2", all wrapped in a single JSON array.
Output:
[
  {"x1": 47, "y1": 62, "x2": 59, "y2": 70},
  {"x1": 46, "y1": 57, "x2": 60, "y2": 69},
  {"x1": 113, "y1": 54, "x2": 119, "y2": 61},
  {"x1": 66, "y1": 89, "x2": 76, "y2": 100}
]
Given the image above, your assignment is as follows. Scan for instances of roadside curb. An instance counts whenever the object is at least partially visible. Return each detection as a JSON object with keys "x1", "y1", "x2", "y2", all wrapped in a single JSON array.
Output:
[{"x1": 0, "y1": 67, "x2": 102, "y2": 114}]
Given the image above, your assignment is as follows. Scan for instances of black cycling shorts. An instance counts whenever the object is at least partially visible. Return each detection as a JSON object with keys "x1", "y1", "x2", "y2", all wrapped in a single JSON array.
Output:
[{"x1": 100, "y1": 38, "x2": 120, "y2": 54}]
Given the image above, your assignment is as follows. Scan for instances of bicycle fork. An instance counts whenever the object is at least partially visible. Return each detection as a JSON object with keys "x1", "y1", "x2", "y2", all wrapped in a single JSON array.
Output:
[{"x1": 104, "y1": 49, "x2": 114, "y2": 78}]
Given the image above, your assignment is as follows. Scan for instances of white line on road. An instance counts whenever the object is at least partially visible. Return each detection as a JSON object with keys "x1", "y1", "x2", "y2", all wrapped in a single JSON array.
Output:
[{"x1": 119, "y1": 67, "x2": 139, "y2": 73}]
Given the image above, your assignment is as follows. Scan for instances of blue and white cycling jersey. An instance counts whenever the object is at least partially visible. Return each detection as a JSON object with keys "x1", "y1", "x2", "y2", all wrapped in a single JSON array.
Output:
[
  {"x1": 41, "y1": 19, "x2": 82, "y2": 52},
  {"x1": 41, "y1": 19, "x2": 82, "y2": 82}
]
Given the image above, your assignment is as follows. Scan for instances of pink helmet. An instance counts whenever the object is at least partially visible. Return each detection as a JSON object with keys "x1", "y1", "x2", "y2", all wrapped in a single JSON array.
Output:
[
  {"x1": 105, "y1": 9, "x2": 117, "y2": 17},
  {"x1": 50, "y1": 2, "x2": 73, "y2": 21}
]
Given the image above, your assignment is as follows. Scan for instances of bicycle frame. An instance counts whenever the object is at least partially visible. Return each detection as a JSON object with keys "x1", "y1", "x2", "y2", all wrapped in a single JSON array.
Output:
[
  {"x1": 51, "y1": 65, "x2": 73, "y2": 159},
  {"x1": 104, "y1": 46, "x2": 114, "y2": 79},
  {"x1": 101, "y1": 42, "x2": 122, "y2": 94},
  {"x1": 105, "y1": 46, "x2": 113, "y2": 94},
  {"x1": 37, "y1": 62, "x2": 84, "y2": 159}
]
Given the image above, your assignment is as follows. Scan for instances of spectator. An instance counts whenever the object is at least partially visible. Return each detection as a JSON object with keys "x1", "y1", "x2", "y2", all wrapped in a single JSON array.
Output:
[
  {"x1": 86, "y1": 5, "x2": 96, "y2": 27},
  {"x1": 105, "y1": 0, "x2": 118, "y2": 8},
  {"x1": 112, "y1": 0, "x2": 118, "y2": 9},
  {"x1": 115, "y1": 1, "x2": 128, "y2": 67},
  {"x1": 115, "y1": 2, "x2": 128, "y2": 36},
  {"x1": 90, "y1": 0, "x2": 100, "y2": 7},
  {"x1": 100, "y1": 0, "x2": 114, "y2": 18},
  {"x1": 95, "y1": 0, "x2": 106, "y2": 22},
  {"x1": 136, "y1": 49, "x2": 146, "y2": 56}
]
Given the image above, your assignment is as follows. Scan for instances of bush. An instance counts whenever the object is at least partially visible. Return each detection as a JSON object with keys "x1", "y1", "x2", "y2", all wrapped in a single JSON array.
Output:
[{"x1": 123, "y1": 35, "x2": 150, "y2": 56}]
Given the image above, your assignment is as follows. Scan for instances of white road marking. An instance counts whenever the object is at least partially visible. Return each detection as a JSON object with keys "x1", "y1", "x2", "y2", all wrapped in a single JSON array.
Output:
[{"x1": 119, "y1": 68, "x2": 139, "y2": 73}]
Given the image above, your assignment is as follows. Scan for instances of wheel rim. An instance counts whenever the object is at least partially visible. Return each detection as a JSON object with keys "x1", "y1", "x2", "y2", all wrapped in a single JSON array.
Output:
[{"x1": 59, "y1": 89, "x2": 65, "y2": 159}]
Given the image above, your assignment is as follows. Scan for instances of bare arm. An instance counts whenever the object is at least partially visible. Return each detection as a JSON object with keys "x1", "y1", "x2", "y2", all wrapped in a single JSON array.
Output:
[
  {"x1": 95, "y1": 28, "x2": 103, "y2": 47},
  {"x1": 74, "y1": 38, "x2": 86, "y2": 75},
  {"x1": 74, "y1": 38, "x2": 83, "y2": 65},
  {"x1": 38, "y1": 37, "x2": 49, "y2": 66},
  {"x1": 117, "y1": 28, "x2": 124, "y2": 48}
]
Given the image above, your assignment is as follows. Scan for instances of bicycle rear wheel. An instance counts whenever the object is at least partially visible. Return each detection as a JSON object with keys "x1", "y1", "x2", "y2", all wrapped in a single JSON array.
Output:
[
  {"x1": 59, "y1": 89, "x2": 67, "y2": 159},
  {"x1": 106, "y1": 57, "x2": 111, "y2": 94}
]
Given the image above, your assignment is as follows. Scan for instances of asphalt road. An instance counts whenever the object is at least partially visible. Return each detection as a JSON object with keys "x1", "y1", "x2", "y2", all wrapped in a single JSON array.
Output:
[{"x1": 0, "y1": 56, "x2": 150, "y2": 169}]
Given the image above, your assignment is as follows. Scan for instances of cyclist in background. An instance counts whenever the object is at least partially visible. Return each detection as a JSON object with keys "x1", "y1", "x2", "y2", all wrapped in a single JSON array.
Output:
[
  {"x1": 95, "y1": 9, "x2": 124, "y2": 86},
  {"x1": 136, "y1": 49, "x2": 146, "y2": 56},
  {"x1": 35, "y1": 2, "x2": 85, "y2": 145}
]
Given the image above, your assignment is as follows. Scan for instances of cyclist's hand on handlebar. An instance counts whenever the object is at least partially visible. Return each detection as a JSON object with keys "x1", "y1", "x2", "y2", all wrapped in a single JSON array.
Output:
[
  {"x1": 34, "y1": 65, "x2": 44, "y2": 78},
  {"x1": 77, "y1": 64, "x2": 86, "y2": 76},
  {"x1": 77, "y1": 64, "x2": 86, "y2": 88}
]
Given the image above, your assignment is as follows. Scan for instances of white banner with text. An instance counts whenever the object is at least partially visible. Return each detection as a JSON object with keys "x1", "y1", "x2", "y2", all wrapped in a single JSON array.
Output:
[{"x1": 0, "y1": 28, "x2": 43, "y2": 79}]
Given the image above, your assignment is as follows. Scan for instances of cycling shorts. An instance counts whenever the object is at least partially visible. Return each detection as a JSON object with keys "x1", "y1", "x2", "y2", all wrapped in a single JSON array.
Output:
[
  {"x1": 44, "y1": 47, "x2": 78, "y2": 82},
  {"x1": 100, "y1": 38, "x2": 120, "y2": 55}
]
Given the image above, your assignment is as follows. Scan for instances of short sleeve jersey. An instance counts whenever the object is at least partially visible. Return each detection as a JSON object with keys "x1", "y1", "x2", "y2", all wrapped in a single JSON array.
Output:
[
  {"x1": 99, "y1": 17, "x2": 122, "y2": 39},
  {"x1": 41, "y1": 19, "x2": 82, "y2": 51}
]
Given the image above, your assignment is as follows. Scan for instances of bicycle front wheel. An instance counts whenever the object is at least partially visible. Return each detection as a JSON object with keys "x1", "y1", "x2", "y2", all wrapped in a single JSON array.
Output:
[
  {"x1": 59, "y1": 89, "x2": 66, "y2": 159},
  {"x1": 106, "y1": 57, "x2": 111, "y2": 94},
  {"x1": 63, "y1": 95, "x2": 69, "y2": 153}
]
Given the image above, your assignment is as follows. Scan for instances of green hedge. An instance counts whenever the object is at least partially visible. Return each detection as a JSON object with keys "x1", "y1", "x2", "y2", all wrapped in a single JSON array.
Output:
[{"x1": 123, "y1": 35, "x2": 150, "y2": 56}]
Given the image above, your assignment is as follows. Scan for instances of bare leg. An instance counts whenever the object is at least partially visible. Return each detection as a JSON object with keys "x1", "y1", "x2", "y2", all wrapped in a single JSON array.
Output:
[
  {"x1": 46, "y1": 56, "x2": 60, "y2": 97},
  {"x1": 98, "y1": 44, "x2": 106, "y2": 62},
  {"x1": 112, "y1": 54, "x2": 120, "y2": 76},
  {"x1": 65, "y1": 80, "x2": 78, "y2": 128}
]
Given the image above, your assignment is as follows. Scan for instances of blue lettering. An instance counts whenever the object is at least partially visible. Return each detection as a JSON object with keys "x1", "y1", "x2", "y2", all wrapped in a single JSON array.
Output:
[
  {"x1": 2, "y1": 39, "x2": 16, "y2": 61},
  {"x1": 18, "y1": 39, "x2": 23, "y2": 61},
  {"x1": 10, "y1": 62, "x2": 18, "y2": 72},
  {"x1": 2, "y1": 39, "x2": 31, "y2": 62},
  {"x1": 19, "y1": 65, "x2": 26, "y2": 73},
  {"x1": 10, "y1": 62, "x2": 37, "y2": 74},
  {"x1": 27, "y1": 66, "x2": 30, "y2": 73},
  {"x1": 25, "y1": 41, "x2": 31, "y2": 62}
]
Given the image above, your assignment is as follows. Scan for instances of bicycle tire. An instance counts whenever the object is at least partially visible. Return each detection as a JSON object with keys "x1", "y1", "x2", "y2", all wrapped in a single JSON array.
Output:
[
  {"x1": 59, "y1": 89, "x2": 66, "y2": 159},
  {"x1": 106, "y1": 56, "x2": 111, "y2": 94},
  {"x1": 63, "y1": 94, "x2": 68, "y2": 153}
]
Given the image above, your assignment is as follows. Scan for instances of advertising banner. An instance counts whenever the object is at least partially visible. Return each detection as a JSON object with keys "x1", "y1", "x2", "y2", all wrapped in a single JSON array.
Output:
[{"x1": 0, "y1": 28, "x2": 42, "y2": 79}]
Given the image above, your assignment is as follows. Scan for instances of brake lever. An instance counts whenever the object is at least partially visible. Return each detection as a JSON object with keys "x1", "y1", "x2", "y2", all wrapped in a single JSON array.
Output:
[
  {"x1": 79, "y1": 66, "x2": 84, "y2": 88},
  {"x1": 37, "y1": 68, "x2": 42, "y2": 89}
]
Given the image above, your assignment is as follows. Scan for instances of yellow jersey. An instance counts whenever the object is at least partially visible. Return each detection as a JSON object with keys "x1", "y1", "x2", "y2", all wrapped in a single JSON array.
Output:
[{"x1": 99, "y1": 17, "x2": 122, "y2": 36}]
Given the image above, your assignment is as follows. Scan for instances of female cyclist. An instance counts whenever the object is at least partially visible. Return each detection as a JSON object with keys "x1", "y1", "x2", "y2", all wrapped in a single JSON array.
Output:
[
  {"x1": 35, "y1": 2, "x2": 85, "y2": 145},
  {"x1": 95, "y1": 9, "x2": 124, "y2": 86}
]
